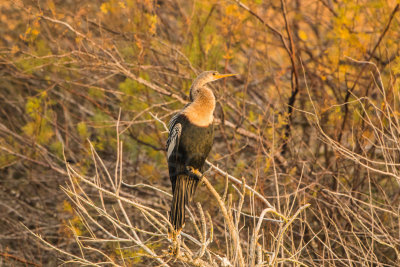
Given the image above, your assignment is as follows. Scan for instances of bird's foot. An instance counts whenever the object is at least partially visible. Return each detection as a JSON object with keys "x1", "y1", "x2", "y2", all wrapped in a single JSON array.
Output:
[{"x1": 185, "y1": 166, "x2": 202, "y2": 179}]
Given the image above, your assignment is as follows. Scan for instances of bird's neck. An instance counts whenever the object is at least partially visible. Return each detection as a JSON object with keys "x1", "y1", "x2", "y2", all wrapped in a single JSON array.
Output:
[{"x1": 184, "y1": 87, "x2": 215, "y2": 127}]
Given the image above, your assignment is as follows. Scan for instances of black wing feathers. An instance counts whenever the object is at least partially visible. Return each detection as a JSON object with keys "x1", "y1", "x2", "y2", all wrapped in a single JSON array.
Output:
[{"x1": 166, "y1": 112, "x2": 182, "y2": 158}]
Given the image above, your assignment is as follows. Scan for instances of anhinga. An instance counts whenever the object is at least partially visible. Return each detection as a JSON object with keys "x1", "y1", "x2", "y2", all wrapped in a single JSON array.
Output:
[{"x1": 166, "y1": 71, "x2": 236, "y2": 234}]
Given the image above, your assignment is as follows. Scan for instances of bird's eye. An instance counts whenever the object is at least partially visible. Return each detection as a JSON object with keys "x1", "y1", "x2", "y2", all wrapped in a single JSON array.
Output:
[{"x1": 213, "y1": 72, "x2": 217, "y2": 76}]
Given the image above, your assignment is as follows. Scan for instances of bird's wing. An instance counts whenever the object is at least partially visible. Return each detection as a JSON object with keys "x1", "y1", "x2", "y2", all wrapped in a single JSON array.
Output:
[{"x1": 166, "y1": 115, "x2": 182, "y2": 160}]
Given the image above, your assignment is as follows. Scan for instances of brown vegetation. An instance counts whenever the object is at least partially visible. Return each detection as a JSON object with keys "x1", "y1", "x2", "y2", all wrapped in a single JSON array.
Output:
[{"x1": 1, "y1": 0, "x2": 400, "y2": 266}]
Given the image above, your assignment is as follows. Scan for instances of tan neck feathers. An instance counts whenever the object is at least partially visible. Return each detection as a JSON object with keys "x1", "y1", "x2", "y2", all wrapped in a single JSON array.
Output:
[{"x1": 183, "y1": 87, "x2": 215, "y2": 127}]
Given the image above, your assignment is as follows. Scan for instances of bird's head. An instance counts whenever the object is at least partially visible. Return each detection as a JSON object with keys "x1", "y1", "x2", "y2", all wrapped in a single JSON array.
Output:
[
  {"x1": 190, "y1": 71, "x2": 237, "y2": 101},
  {"x1": 195, "y1": 70, "x2": 237, "y2": 86}
]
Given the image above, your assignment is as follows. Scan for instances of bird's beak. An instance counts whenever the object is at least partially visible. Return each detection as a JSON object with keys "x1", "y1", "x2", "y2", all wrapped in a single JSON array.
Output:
[{"x1": 215, "y1": 73, "x2": 238, "y2": 79}]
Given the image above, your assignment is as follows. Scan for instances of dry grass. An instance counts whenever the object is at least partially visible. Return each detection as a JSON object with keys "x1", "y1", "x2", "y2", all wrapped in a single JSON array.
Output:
[{"x1": 25, "y1": 115, "x2": 310, "y2": 266}]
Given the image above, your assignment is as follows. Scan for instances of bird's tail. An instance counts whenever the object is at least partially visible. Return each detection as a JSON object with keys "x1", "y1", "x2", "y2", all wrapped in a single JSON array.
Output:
[{"x1": 170, "y1": 175, "x2": 199, "y2": 232}]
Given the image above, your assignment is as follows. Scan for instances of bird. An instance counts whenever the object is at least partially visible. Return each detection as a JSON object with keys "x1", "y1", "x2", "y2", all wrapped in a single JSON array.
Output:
[{"x1": 166, "y1": 71, "x2": 236, "y2": 235}]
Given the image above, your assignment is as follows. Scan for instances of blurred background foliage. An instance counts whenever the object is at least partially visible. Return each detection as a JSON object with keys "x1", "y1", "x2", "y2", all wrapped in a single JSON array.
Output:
[{"x1": 1, "y1": 0, "x2": 400, "y2": 265}]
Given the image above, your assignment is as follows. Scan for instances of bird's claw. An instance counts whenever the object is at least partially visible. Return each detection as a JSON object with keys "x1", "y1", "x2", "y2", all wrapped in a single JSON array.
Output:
[{"x1": 185, "y1": 166, "x2": 202, "y2": 179}]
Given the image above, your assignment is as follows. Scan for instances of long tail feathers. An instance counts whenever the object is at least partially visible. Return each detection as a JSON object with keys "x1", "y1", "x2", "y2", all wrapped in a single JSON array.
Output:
[{"x1": 170, "y1": 175, "x2": 199, "y2": 232}]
